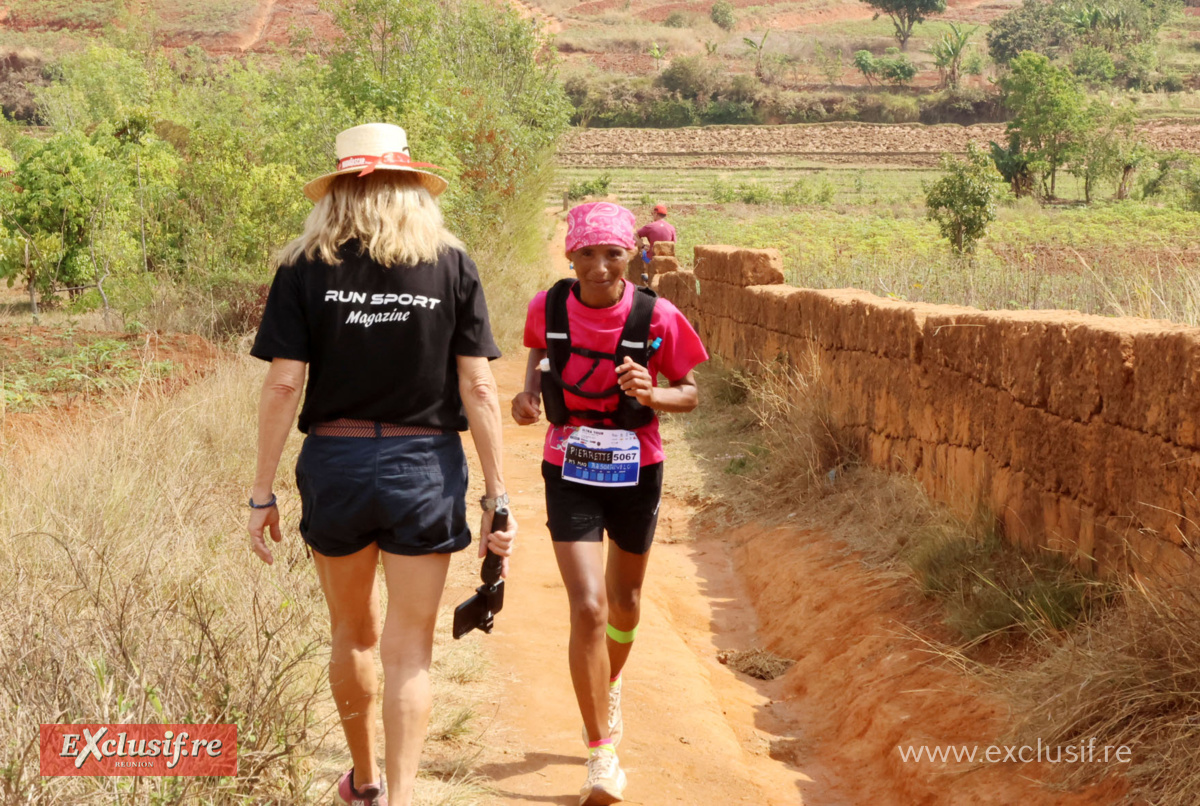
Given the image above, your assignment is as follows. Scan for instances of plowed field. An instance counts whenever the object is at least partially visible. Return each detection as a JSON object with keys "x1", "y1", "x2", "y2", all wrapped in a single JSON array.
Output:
[{"x1": 560, "y1": 120, "x2": 1200, "y2": 168}]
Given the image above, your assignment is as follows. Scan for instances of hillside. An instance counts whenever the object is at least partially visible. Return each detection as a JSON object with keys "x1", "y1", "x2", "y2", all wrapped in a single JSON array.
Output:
[{"x1": 0, "y1": 0, "x2": 338, "y2": 53}]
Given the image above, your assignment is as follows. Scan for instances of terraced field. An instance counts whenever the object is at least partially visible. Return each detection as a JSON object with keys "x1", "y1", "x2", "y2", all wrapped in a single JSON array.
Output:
[
  {"x1": 559, "y1": 121, "x2": 1200, "y2": 168},
  {"x1": 547, "y1": 163, "x2": 942, "y2": 207}
]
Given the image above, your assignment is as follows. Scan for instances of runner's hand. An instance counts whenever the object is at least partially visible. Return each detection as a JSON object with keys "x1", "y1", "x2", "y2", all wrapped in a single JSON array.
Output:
[
  {"x1": 480, "y1": 508, "x2": 518, "y2": 579},
  {"x1": 616, "y1": 356, "x2": 655, "y2": 407},
  {"x1": 248, "y1": 503, "x2": 282, "y2": 565},
  {"x1": 511, "y1": 391, "x2": 541, "y2": 425}
]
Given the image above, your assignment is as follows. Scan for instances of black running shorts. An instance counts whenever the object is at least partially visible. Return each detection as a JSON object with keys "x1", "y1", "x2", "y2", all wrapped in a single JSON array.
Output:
[
  {"x1": 541, "y1": 460, "x2": 663, "y2": 555},
  {"x1": 295, "y1": 432, "x2": 471, "y2": 557}
]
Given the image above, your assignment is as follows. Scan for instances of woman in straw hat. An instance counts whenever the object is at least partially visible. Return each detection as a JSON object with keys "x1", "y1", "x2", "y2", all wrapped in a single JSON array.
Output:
[{"x1": 246, "y1": 123, "x2": 516, "y2": 806}]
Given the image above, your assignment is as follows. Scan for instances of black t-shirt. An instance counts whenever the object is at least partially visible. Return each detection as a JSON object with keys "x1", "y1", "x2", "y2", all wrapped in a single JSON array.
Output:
[{"x1": 250, "y1": 242, "x2": 501, "y2": 433}]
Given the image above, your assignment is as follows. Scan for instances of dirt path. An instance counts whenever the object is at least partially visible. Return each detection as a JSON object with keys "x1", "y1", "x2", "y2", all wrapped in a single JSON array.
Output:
[
  {"x1": 505, "y1": 0, "x2": 564, "y2": 35},
  {"x1": 230, "y1": 0, "x2": 277, "y2": 52}
]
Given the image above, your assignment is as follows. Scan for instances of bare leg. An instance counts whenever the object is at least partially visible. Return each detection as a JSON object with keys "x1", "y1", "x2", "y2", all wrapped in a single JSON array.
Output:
[
  {"x1": 313, "y1": 545, "x2": 383, "y2": 788},
  {"x1": 605, "y1": 543, "x2": 652, "y2": 679},
  {"x1": 378, "y1": 552, "x2": 452, "y2": 806},
  {"x1": 552, "y1": 540, "x2": 610, "y2": 743}
]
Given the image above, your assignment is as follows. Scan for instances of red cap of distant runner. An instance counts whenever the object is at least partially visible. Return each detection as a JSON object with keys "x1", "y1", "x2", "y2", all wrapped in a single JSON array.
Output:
[{"x1": 654, "y1": 203, "x2": 668, "y2": 215}]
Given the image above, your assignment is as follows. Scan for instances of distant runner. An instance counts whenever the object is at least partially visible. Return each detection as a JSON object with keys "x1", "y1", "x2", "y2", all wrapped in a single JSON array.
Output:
[
  {"x1": 510, "y1": 202, "x2": 707, "y2": 805},
  {"x1": 636, "y1": 204, "x2": 676, "y2": 265}
]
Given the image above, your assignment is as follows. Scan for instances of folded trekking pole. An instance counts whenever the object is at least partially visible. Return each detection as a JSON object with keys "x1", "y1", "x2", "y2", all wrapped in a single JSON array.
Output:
[{"x1": 452, "y1": 508, "x2": 508, "y2": 639}]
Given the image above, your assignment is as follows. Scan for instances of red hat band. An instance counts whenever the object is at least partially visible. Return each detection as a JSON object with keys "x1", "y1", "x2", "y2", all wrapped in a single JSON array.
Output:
[{"x1": 336, "y1": 151, "x2": 443, "y2": 176}]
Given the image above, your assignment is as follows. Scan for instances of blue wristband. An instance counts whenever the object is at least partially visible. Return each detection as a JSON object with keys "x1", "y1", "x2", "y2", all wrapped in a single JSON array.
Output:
[{"x1": 248, "y1": 494, "x2": 277, "y2": 509}]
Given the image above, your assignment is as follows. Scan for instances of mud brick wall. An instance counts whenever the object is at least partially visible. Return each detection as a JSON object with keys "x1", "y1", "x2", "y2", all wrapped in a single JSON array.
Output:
[{"x1": 656, "y1": 245, "x2": 1200, "y2": 584}]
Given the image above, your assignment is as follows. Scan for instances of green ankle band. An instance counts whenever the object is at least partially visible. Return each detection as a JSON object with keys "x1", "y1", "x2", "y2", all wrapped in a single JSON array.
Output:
[{"x1": 606, "y1": 623, "x2": 638, "y2": 644}]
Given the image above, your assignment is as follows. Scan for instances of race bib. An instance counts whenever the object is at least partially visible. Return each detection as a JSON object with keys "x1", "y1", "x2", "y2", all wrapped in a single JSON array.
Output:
[{"x1": 561, "y1": 426, "x2": 641, "y2": 487}]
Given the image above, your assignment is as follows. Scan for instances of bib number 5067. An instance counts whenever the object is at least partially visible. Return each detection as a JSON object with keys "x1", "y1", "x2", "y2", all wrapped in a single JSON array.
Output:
[{"x1": 610, "y1": 451, "x2": 638, "y2": 464}]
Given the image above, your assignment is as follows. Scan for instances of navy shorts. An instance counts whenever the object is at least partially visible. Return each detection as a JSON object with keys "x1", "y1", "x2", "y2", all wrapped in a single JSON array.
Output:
[
  {"x1": 295, "y1": 432, "x2": 471, "y2": 557},
  {"x1": 542, "y1": 461, "x2": 663, "y2": 555}
]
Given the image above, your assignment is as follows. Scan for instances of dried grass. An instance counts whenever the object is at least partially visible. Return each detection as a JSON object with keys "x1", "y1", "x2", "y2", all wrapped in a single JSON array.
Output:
[
  {"x1": 993, "y1": 581, "x2": 1200, "y2": 804},
  {"x1": 0, "y1": 355, "x2": 495, "y2": 804},
  {"x1": 717, "y1": 648, "x2": 794, "y2": 681}
]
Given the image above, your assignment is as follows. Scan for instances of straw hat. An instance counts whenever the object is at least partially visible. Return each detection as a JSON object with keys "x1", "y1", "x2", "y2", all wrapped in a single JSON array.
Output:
[{"x1": 302, "y1": 123, "x2": 449, "y2": 202}]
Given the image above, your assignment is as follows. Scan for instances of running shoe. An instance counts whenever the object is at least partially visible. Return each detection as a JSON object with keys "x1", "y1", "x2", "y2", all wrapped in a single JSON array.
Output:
[
  {"x1": 579, "y1": 746, "x2": 627, "y2": 806},
  {"x1": 335, "y1": 769, "x2": 387, "y2": 806},
  {"x1": 581, "y1": 677, "x2": 625, "y2": 748}
]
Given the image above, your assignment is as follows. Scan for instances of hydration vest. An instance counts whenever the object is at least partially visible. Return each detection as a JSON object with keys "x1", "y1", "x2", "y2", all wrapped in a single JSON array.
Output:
[{"x1": 541, "y1": 278, "x2": 658, "y2": 430}]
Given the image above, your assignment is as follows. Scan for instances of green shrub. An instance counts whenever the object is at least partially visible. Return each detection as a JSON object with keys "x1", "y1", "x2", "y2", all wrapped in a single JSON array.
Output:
[
  {"x1": 711, "y1": 177, "x2": 835, "y2": 206},
  {"x1": 658, "y1": 55, "x2": 718, "y2": 100},
  {"x1": 710, "y1": 0, "x2": 736, "y2": 31},
  {"x1": 1157, "y1": 71, "x2": 1185, "y2": 92},
  {"x1": 1070, "y1": 44, "x2": 1116, "y2": 88},
  {"x1": 854, "y1": 48, "x2": 918, "y2": 87},
  {"x1": 664, "y1": 10, "x2": 690, "y2": 27},
  {"x1": 859, "y1": 92, "x2": 920, "y2": 123},
  {"x1": 566, "y1": 173, "x2": 612, "y2": 200},
  {"x1": 924, "y1": 144, "x2": 1003, "y2": 253},
  {"x1": 918, "y1": 88, "x2": 1006, "y2": 124},
  {"x1": 725, "y1": 73, "x2": 764, "y2": 103},
  {"x1": 700, "y1": 99, "x2": 760, "y2": 123}
]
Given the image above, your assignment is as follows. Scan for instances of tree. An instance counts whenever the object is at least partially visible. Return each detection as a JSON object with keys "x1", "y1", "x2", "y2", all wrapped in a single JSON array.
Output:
[
  {"x1": 1069, "y1": 100, "x2": 1138, "y2": 203},
  {"x1": 929, "y1": 23, "x2": 977, "y2": 90},
  {"x1": 986, "y1": 0, "x2": 1074, "y2": 65},
  {"x1": 860, "y1": 0, "x2": 946, "y2": 50},
  {"x1": 924, "y1": 144, "x2": 1002, "y2": 253},
  {"x1": 710, "y1": 0, "x2": 736, "y2": 31},
  {"x1": 999, "y1": 52, "x2": 1087, "y2": 198}
]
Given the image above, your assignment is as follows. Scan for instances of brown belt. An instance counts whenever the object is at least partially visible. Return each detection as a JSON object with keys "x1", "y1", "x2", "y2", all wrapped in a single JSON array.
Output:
[{"x1": 309, "y1": 418, "x2": 446, "y2": 438}]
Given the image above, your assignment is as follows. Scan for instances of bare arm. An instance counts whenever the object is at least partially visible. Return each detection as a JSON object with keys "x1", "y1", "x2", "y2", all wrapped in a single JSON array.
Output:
[
  {"x1": 616, "y1": 358, "x2": 698, "y2": 413},
  {"x1": 511, "y1": 348, "x2": 546, "y2": 425},
  {"x1": 458, "y1": 355, "x2": 517, "y2": 572},
  {"x1": 248, "y1": 358, "x2": 306, "y2": 564}
]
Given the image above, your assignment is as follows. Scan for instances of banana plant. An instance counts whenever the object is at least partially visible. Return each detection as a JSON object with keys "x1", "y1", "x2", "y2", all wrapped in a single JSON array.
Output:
[
  {"x1": 929, "y1": 22, "x2": 977, "y2": 90},
  {"x1": 743, "y1": 30, "x2": 770, "y2": 79}
]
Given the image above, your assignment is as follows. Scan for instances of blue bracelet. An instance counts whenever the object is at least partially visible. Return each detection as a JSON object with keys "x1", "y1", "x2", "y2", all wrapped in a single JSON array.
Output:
[{"x1": 248, "y1": 494, "x2": 277, "y2": 509}]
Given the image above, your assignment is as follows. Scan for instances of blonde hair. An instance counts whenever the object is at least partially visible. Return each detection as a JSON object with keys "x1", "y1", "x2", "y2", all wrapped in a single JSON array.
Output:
[{"x1": 276, "y1": 171, "x2": 463, "y2": 268}]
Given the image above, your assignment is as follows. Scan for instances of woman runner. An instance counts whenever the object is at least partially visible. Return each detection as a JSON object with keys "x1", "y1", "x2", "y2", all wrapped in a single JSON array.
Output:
[{"x1": 510, "y1": 202, "x2": 707, "y2": 805}]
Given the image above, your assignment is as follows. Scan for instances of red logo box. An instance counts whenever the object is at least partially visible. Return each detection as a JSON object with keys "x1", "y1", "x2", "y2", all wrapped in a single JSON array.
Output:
[{"x1": 40, "y1": 724, "x2": 237, "y2": 777}]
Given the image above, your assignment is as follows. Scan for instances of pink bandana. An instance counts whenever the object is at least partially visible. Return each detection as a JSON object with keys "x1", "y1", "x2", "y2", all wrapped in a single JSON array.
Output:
[{"x1": 565, "y1": 202, "x2": 637, "y2": 254}]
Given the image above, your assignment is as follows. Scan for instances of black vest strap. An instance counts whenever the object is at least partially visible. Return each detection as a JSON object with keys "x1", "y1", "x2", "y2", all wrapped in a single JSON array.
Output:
[{"x1": 541, "y1": 279, "x2": 658, "y2": 428}]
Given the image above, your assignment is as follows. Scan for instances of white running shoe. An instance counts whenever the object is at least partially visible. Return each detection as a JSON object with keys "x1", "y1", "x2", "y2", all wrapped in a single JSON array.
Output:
[
  {"x1": 579, "y1": 746, "x2": 627, "y2": 806},
  {"x1": 581, "y1": 677, "x2": 624, "y2": 748}
]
